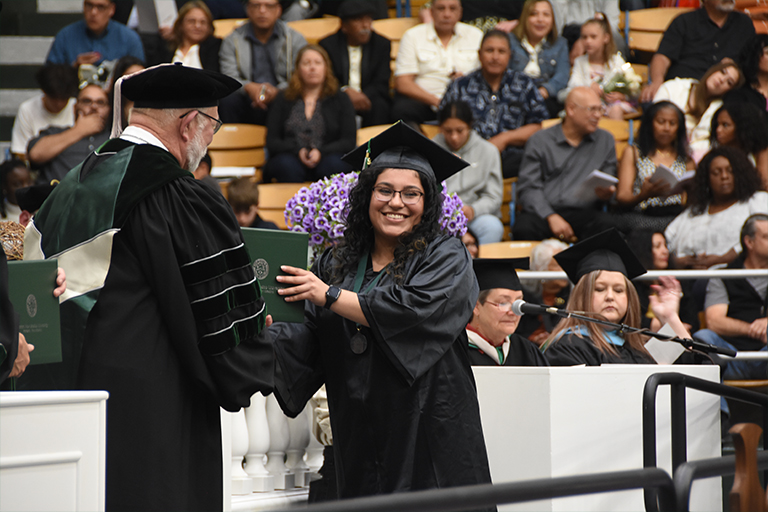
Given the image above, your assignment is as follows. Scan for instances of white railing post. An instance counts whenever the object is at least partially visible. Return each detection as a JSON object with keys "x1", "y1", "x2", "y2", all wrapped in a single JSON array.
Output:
[
  {"x1": 244, "y1": 393, "x2": 275, "y2": 492},
  {"x1": 265, "y1": 395, "x2": 296, "y2": 489},
  {"x1": 285, "y1": 403, "x2": 311, "y2": 487},
  {"x1": 229, "y1": 409, "x2": 253, "y2": 495}
]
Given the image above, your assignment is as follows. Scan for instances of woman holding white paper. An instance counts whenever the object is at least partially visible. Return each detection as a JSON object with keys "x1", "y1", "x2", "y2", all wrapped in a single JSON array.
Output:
[{"x1": 614, "y1": 101, "x2": 695, "y2": 234}]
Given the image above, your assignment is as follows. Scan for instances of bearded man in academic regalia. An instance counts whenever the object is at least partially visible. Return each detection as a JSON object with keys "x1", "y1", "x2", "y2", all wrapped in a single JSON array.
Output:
[{"x1": 24, "y1": 63, "x2": 274, "y2": 511}]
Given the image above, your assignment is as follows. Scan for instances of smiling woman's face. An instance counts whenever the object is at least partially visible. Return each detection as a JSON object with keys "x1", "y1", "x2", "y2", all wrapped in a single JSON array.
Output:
[{"x1": 369, "y1": 168, "x2": 425, "y2": 244}]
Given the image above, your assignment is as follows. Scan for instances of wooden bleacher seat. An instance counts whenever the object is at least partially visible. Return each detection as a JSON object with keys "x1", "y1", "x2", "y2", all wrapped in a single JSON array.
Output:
[
  {"x1": 729, "y1": 422, "x2": 767, "y2": 512},
  {"x1": 286, "y1": 17, "x2": 341, "y2": 44},
  {"x1": 619, "y1": 7, "x2": 693, "y2": 55},
  {"x1": 213, "y1": 18, "x2": 247, "y2": 39},
  {"x1": 372, "y1": 17, "x2": 420, "y2": 59},
  {"x1": 257, "y1": 182, "x2": 311, "y2": 229},
  {"x1": 419, "y1": 124, "x2": 440, "y2": 139},
  {"x1": 386, "y1": 0, "x2": 430, "y2": 18},
  {"x1": 356, "y1": 124, "x2": 392, "y2": 146},
  {"x1": 208, "y1": 124, "x2": 266, "y2": 170},
  {"x1": 478, "y1": 241, "x2": 540, "y2": 259}
]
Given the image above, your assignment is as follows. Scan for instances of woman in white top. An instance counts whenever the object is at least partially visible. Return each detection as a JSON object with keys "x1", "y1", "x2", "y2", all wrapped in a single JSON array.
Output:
[
  {"x1": 665, "y1": 146, "x2": 768, "y2": 269},
  {"x1": 653, "y1": 61, "x2": 744, "y2": 162},
  {"x1": 166, "y1": 1, "x2": 221, "y2": 72}
]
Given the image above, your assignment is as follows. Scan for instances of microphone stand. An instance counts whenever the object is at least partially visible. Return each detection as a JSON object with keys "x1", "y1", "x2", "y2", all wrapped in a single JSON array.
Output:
[{"x1": 543, "y1": 308, "x2": 736, "y2": 357}]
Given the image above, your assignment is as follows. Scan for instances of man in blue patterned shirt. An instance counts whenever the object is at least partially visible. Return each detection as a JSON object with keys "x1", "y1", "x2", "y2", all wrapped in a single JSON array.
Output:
[{"x1": 441, "y1": 29, "x2": 549, "y2": 178}]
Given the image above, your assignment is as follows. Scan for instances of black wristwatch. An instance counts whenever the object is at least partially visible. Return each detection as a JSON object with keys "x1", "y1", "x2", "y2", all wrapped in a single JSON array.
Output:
[{"x1": 324, "y1": 285, "x2": 342, "y2": 309}]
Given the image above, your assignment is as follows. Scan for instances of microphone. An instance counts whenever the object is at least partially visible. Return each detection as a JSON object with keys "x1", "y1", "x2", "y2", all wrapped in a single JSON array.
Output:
[{"x1": 511, "y1": 300, "x2": 569, "y2": 318}]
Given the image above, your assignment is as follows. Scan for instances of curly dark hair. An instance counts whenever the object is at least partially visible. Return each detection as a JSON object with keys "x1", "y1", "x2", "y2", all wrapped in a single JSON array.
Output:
[
  {"x1": 709, "y1": 102, "x2": 768, "y2": 154},
  {"x1": 329, "y1": 166, "x2": 444, "y2": 285},
  {"x1": 687, "y1": 146, "x2": 762, "y2": 216},
  {"x1": 636, "y1": 100, "x2": 688, "y2": 158},
  {"x1": 738, "y1": 34, "x2": 768, "y2": 86}
]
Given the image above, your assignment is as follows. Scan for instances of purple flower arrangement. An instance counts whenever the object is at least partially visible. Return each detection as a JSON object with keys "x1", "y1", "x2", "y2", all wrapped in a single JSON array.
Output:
[{"x1": 284, "y1": 171, "x2": 468, "y2": 262}]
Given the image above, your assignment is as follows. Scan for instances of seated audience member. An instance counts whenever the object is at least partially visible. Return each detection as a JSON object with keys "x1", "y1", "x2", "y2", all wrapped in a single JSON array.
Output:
[
  {"x1": 726, "y1": 34, "x2": 768, "y2": 117},
  {"x1": 109, "y1": 56, "x2": 146, "y2": 129},
  {"x1": 665, "y1": 147, "x2": 768, "y2": 269},
  {"x1": 654, "y1": 61, "x2": 744, "y2": 161},
  {"x1": 694, "y1": 214, "x2": 767, "y2": 379},
  {"x1": 263, "y1": 45, "x2": 356, "y2": 183},
  {"x1": 226, "y1": 177, "x2": 278, "y2": 229},
  {"x1": 640, "y1": 0, "x2": 755, "y2": 103},
  {"x1": 559, "y1": 13, "x2": 636, "y2": 119},
  {"x1": 46, "y1": 0, "x2": 145, "y2": 67},
  {"x1": 614, "y1": 101, "x2": 695, "y2": 234},
  {"x1": 542, "y1": 228, "x2": 690, "y2": 366},
  {"x1": 10, "y1": 65, "x2": 78, "y2": 160},
  {"x1": 462, "y1": 227, "x2": 480, "y2": 258},
  {"x1": 319, "y1": 0, "x2": 391, "y2": 127},
  {"x1": 28, "y1": 84, "x2": 112, "y2": 185},
  {"x1": 514, "y1": 87, "x2": 616, "y2": 242},
  {"x1": 14, "y1": 183, "x2": 57, "y2": 228},
  {"x1": 468, "y1": 258, "x2": 549, "y2": 366},
  {"x1": 192, "y1": 152, "x2": 221, "y2": 194},
  {"x1": 625, "y1": 229, "x2": 699, "y2": 333},
  {"x1": 0, "y1": 160, "x2": 33, "y2": 224},
  {"x1": 517, "y1": 238, "x2": 570, "y2": 345},
  {"x1": 551, "y1": 0, "x2": 626, "y2": 64},
  {"x1": 710, "y1": 102, "x2": 768, "y2": 188},
  {"x1": 218, "y1": 0, "x2": 307, "y2": 125},
  {"x1": 434, "y1": 101, "x2": 504, "y2": 245},
  {"x1": 508, "y1": 0, "x2": 569, "y2": 118},
  {"x1": 441, "y1": 29, "x2": 548, "y2": 178},
  {"x1": 159, "y1": 1, "x2": 221, "y2": 71},
  {"x1": 393, "y1": 0, "x2": 483, "y2": 125}
]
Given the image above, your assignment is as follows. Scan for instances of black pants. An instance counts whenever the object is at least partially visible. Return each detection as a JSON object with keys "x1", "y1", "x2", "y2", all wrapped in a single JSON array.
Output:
[
  {"x1": 513, "y1": 207, "x2": 612, "y2": 241},
  {"x1": 358, "y1": 94, "x2": 392, "y2": 127},
  {"x1": 218, "y1": 92, "x2": 268, "y2": 125},
  {"x1": 391, "y1": 93, "x2": 436, "y2": 126}
]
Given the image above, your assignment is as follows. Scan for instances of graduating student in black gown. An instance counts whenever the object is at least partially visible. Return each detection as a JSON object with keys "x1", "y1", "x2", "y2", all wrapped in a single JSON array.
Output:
[
  {"x1": 269, "y1": 122, "x2": 494, "y2": 503},
  {"x1": 542, "y1": 229, "x2": 692, "y2": 366},
  {"x1": 24, "y1": 64, "x2": 274, "y2": 511},
  {"x1": 466, "y1": 258, "x2": 548, "y2": 367}
]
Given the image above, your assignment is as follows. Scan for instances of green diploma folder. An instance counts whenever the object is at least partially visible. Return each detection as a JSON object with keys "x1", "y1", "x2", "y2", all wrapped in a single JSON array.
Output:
[
  {"x1": 7, "y1": 259, "x2": 62, "y2": 364},
  {"x1": 241, "y1": 228, "x2": 309, "y2": 323}
]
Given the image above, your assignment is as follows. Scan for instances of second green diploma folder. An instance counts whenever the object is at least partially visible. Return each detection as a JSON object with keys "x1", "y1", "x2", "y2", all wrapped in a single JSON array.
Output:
[
  {"x1": 241, "y1": 228, "x2": 309, "y2": 323},
  {"x1": 7, "y1": 259, "x2": 62, "y2": 364}
]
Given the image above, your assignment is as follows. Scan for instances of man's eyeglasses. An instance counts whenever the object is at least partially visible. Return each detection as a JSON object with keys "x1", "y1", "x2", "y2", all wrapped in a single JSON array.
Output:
[
  {"x1": 485, "y1": 301, "x2": 515, "y2": 313},
  {"x1": 79, "y1": 98, "x2": 109, "y2": 108},
  {"x1": 179, "y1": 110, "x2": 223, "y2": 134},
  {"x1": 373, "y1": 186, "x2": 424, "y2": 205},
  {"x1": 84, "y1": 1, "x2": 111, "y2": 12},
  {"x1": 247, "y1": 2, "x2": 280, "y2": 11}
]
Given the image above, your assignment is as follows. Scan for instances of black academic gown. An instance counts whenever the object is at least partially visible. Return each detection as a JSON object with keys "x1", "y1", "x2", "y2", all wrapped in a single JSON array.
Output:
[
  {"x1": 467, "y1": 332, "x2": 549, "y2": 367},
  {"x1": 0, "y1": 251, "x2": 19, "y2": 385},
  {"x1": 270, "y1": 235, "x2": 493, "y2": 502},
  {"x1": 544, "y1": 332, "x2": 656, "y2": 366},
  {"x1": 25, "y1": 140, "x2": 274, "y2": 511}
]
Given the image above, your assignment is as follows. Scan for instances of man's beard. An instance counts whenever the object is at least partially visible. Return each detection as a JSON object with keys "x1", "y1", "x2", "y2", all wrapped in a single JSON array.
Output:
[
  {"x1": 185, "y1": 124, "x2": 208, "y2": 172},
  {"x1": 714, "y1": 0, "x2": 735, "y2": 12}
]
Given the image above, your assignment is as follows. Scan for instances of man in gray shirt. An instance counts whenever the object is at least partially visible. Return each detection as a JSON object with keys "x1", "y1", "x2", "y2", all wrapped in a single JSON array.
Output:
[
  {"x1": 218, "y1": 0, "x2": 307, "y2": 125},
  {"x1": 27, "y1": 83, "x2": 111, "y2": 184},
  {"x1": 514, "y1": 87, "x2": 616, "y2": 242},
  {"x1": 694, "y1": 214, "x2": 768, "y2": 380}
]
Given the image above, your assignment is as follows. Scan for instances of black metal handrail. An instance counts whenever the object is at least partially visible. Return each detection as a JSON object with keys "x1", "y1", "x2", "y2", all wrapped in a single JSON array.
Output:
[
  {"x1": 642, "y1": 372, "x2": 768, "y2": 511},
  {"x1": 277, "y1": 468, "x2": 676, "y2": 512},
  {"x1": 673, "y1": 451, "x2": 768, "y2": 511}
]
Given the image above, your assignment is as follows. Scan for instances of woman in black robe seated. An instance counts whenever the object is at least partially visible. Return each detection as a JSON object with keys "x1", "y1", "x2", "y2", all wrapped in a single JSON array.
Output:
[
  {"x1": 542, "y1": 228, "x2": 692, "y2": 366},
  {"x1": 269, "y1": 122, "x2": 493, "y2": 502}
]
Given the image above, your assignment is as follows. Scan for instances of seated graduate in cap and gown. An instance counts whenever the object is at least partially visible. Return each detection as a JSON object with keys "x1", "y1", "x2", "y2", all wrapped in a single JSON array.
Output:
[
  {"x1": 467, "y1": 258, "x2": 549, "y2": 367},
  {"x1": 542, "y1": 229, "x2": 692, "y2": 367},
  {"x1": 23, "y1": 64, "x2": 274, "y2": 511},
  {"x1": 269, "y1": 122, "x2": 494, "y2": 503}
]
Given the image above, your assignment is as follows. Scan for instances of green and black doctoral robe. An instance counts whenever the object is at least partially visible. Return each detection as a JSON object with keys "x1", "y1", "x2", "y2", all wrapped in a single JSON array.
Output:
[
  {"x1": 270, "y1": 235, "x2": 494, "y2": 504},
  {"x1": 24, "y1": 139, "x2": 274, "y2": 511}
]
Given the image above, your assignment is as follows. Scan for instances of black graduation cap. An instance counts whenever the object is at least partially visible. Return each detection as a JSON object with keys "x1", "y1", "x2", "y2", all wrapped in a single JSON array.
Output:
[
  {"x1": 473, "y1": 258, "x2": 529, "y2": 292},
  {"x1": 342, "y1": 121, "x2": 469, "y2": 183},
  {"x1": 554, "y1": 228, "x2": 646, "y2": 284},
  {"x1": 16, "y1": 184, "x2": 56, "y2": 213},
  {"x1": 121, "y1": 63, "x2": 240, "y2": 109}
]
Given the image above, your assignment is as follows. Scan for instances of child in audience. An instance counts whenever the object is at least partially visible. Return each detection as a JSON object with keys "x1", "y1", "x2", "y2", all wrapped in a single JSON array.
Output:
[
  {"x1": 559, "y1": 13, "x2": 636, "y2": 119},
  {"x1": 226, "y1": 177, "x2": 278, "y2": 230},
  {"x1": 0, "y1": 159, "x2": 33, "y2": 224},
  {"x1": 709, "y1": 102, "x2": 768, "y2": 189},
  {"x1": 614, "y1": 101, "x2": 695, "y2": 234}
]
